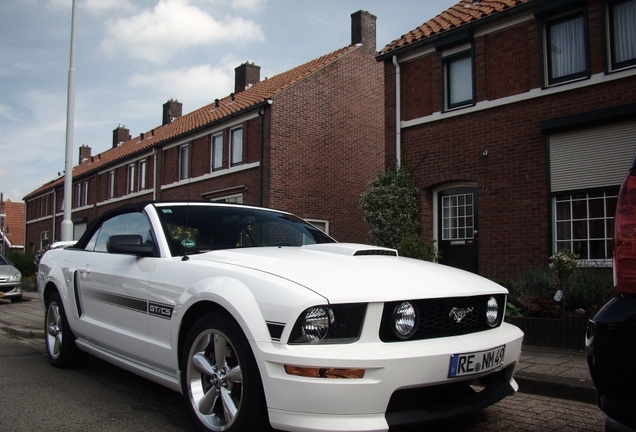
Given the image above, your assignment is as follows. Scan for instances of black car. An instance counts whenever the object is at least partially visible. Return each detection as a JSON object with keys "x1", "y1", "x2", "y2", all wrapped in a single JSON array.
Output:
[{"x1": 586, "y1": 153, "x2": 636, "y2": 432}]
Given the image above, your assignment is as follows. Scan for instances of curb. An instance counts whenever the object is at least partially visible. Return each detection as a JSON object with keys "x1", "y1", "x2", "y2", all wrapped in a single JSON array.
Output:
[{"x1": 0, "y1": 325, "x2": 45, "y2": 339}]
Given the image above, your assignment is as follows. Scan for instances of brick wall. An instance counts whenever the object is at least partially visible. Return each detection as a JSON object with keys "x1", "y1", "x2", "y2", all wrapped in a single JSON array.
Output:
[
  {"x1": 383, "y1": 0, "x2": 636, "y2": 280},
  {"x1": 267, "y1": 48, "x2": 384, "y2": 243}
]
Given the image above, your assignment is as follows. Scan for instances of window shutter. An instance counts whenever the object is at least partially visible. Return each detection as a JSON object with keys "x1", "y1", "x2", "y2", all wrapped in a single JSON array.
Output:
[{"x1": 549, "y1": 121, "x2": 636, "y2": 192}]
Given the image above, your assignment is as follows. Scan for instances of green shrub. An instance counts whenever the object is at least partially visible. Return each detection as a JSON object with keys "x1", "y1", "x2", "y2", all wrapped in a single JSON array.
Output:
[
  {"x1": 4, "y1": 252, "x2": 37, "y2": 277},
  {"x1": 360, "y1": 165, "x2": 419, "y2": 249},
  {"x1": 397, "y1": 233, "x2": 439, "y2": 262}
]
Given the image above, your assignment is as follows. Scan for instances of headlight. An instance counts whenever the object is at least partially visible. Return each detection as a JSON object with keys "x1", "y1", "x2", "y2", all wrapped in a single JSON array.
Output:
[
  {"x1": 393, "y1": 301, "x2": 418, "y2": 339},
  {"x1": 289, "y1": 304, "x2": 367, "y2": 344},
  {"x1": 486, "y1": 296, "x2": 499, "y2": 327},
  {"x1": 9, "y1": 272, "x2": 22, "y2": 282}
]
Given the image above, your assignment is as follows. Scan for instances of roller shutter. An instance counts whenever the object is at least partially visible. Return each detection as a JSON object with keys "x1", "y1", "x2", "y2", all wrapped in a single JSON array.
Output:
[{"x1": 549, "y1": 121, "x2": 636, "y2": 192}]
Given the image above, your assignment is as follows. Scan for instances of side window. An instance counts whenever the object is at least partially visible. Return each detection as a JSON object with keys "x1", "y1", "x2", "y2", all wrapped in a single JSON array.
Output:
[{"x1": 89, "y1": 212, "x2": 153, "y2": 252}]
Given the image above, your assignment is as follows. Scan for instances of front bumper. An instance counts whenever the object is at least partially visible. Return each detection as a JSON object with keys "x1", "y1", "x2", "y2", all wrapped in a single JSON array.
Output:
[
  {"x1": 256, "y1": 319, "x2": 524, "y2": 432},
  {"x1": 586, "y1": 295, "x2": 636, "y2": 430},
  {"x1": 0, "y1": 285, "x2": 22, "y2": 299}
]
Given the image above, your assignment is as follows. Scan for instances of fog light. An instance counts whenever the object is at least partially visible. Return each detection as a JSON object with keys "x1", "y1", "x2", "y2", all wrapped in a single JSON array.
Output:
[
  {"x1": 486, "y1": 296, "x2": 499, "y2": 327},
  {"x1": 393, "y1": 302, "x2": 417, "y2": 339},
  {"x1": 284, "y1": 365, "x2": 365, "y2": 379}
]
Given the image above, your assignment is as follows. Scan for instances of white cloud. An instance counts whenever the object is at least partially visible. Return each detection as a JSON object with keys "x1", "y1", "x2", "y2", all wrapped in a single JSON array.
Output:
[
  {"x1": 127, "y1": 61, "x2": 235, "y2": 108},
  {"x1": 100, "y1": 0, "x2": 264, "y2": 64}
]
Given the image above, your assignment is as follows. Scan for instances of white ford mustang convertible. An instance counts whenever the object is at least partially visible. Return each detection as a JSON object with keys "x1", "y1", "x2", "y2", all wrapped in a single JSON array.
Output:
[{"x1": 37, "y1": 201, "x2": 523, "y2": 432}]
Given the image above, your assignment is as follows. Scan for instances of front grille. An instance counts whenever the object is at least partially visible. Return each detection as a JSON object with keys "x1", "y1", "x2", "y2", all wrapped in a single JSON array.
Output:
[{"x1": 379, "y1": 294, "x2": 506, "y2": 342}]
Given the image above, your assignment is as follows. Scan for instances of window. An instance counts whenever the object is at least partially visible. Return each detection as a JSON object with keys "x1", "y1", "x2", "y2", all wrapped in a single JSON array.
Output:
[
  {"x1": 138, "y1": 160, "x2": 147, "y2": 190},
  {"x1": 127, "y1": 164, "x2": 135, "y2": 194},
  {"x1": 442, "y1": 44, "x2": 474, "y2": 110},
  {"x1": 82, "y1": 181, "x2": 88, "y2": 206},
  {"x1": 40, "y1": 231, "x2": 49, "y2": 250},
  {"x1": 212, "y1": 133, "x2": 224, "y2": 171},
  {"x1": 543, "y1": 11, "x2": 589, "y2": 85},
  {"x1": 179, "y1": 144, "x2": 190, "y2": 180},
  {"x1": 607, "y1": 0, "x2": 636, "y2": 71},
  {"x1": 211, "y1": 194, "x2": 243, "y2": 204},
  {"x1": 305, "y1": 219, "x2": 329, "y2": 235},
  {"x1": 87, "y1": 212, "x2": 153, "y2": 253},
  {"x1": 554, "y1": 190, "x2": 618, "y2": 262},
  {"x1": 108, "y1": 170, "x2": 115, "y2": 199},
  {"x1": 75, "y1": 183, "x2": 81, "y2": 208},
  {"x1": 441, "y1": 193, "x2": 475, "y2": 240},
  {"x1": 230, "y1": 127, "x2": 243, "y2": 166}
]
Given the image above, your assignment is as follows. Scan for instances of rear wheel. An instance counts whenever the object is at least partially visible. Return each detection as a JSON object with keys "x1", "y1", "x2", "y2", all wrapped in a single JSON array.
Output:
[
  {"x1": 45, "y1": 292, "x2": 87, "y2": 368},
  {"x1": 181, "y1": 312, "x2": 269, "y2": 432}
]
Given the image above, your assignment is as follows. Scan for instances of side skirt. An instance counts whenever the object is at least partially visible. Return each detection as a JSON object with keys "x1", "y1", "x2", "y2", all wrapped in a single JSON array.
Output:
[{"x1": 75, "y1": 339, "x2": 182, "y2": 393}]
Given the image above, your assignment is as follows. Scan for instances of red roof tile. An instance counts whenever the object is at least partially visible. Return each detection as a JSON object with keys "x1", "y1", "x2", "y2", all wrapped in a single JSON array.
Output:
[
  {"x1": 25, "y1": 45, "x2": 359, "y2": 199},
  {"x1": 379, "y1": 0, "x2": 532, "y2": 55}
]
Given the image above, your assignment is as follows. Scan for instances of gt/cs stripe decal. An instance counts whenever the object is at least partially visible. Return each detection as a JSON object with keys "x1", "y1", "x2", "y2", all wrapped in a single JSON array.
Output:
[{"x1": 82, "y1": 289, "x2": 173, "y2": 319}]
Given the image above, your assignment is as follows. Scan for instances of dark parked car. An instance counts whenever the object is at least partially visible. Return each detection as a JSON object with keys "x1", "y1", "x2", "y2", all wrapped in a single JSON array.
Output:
[
  {"x1": 586, "y1": 153, "x2": 636, "y2": 432},
  {"x1": 0, "y1": 252, "x2": 22, "y2": 302}
]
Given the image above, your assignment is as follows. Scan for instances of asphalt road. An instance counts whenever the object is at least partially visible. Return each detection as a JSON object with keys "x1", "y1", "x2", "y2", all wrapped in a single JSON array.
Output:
[{"x1": 0, "y1": 331, "x2": 605, "y2": 432}]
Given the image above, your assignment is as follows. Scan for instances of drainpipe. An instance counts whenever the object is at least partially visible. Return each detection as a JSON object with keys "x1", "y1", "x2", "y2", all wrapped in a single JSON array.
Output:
[
  {"x1": 258, "y1": 106, "x2": 264, "y2": 207},
  {"x1": 392, "y1": 55, "x2": 401, "y2": 168},
  {"x1": 152, "y1": 148, "x2": 158, "y2": 201}
]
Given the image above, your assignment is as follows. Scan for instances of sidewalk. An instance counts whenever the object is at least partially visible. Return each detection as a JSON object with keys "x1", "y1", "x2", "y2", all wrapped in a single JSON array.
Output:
[{"x1": 0, "y1": 290, "x2": 597, "y2": 404}]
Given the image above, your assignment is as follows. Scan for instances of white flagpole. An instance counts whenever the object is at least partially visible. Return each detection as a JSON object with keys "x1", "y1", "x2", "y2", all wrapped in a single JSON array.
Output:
[{"x1": 61, "y1": 0, "x2": 78, "y2": 242}]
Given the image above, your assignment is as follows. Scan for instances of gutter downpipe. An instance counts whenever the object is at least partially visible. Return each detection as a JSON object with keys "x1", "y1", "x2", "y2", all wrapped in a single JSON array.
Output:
[
  {"x1": 258, "y1": 105, "x2": 265, "y2": 207},
  {"x1": 392, "y1": 55, "x2": 401, "y2": 168}
]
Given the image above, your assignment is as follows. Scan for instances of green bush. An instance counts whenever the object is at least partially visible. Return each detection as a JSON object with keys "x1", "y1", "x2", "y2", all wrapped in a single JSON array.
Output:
[
  {"x1": 360, "y1": 165, "x2": 419, "y2": 249},
  {"x1": 4, "y1": 252, "x2": 37, "y2": 277},
  {"x1": 397, "y1": 233, "x2": 439, "y2": 262}
]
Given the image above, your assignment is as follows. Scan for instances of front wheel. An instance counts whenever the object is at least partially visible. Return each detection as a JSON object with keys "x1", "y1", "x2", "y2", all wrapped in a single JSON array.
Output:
[
  {"x1": 181, "y1": 313, "x2": 269, "y2": 432},
  {"x1": 45, "y1": 292, "x2": 87, "y2": 368}
]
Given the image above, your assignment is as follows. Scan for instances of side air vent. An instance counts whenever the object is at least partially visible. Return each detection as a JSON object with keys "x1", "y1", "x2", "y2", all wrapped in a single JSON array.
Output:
[{"x1": 354, "y1": 249, "x2": 398, "y2": 257}]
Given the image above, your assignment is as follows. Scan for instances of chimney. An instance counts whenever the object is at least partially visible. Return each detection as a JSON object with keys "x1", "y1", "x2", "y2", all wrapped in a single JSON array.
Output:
[
  {"x1": 234, "y1": 62, "x2": 260, "y2": 94},
  {"x1": 78, "y1": 145, "x2": 92, "y2": 164},
  {"x1": 351, "y1": 10, "x2": 377, "y2": 55},
  {"x1": 112, "y1": 125, "x2": 130, "y2": 148},
  {"x1": 163, "y1": 99, "x2": 183, "y2": 125}
]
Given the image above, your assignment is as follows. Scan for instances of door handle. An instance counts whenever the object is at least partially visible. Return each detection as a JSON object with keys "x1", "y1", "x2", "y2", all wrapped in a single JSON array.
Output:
[{"x1": 78, "y1": 266, "x2": 91, "y2": 275}]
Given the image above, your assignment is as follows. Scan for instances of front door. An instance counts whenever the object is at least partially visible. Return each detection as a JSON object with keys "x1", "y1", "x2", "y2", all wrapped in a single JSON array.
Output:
[{"x1": 438, "y1": 187, "x2": 478, "y2": 273}]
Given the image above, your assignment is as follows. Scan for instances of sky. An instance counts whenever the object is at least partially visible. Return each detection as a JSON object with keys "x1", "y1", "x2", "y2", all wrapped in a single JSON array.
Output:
[{"x1": 0, "y1": 0, "x2": 458, "y2": 203}]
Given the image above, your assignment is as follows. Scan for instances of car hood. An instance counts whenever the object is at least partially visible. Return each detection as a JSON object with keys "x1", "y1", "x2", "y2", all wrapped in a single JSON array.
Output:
[{"x1": 193, "y1": 243, "x2": 507, "y2": 303}]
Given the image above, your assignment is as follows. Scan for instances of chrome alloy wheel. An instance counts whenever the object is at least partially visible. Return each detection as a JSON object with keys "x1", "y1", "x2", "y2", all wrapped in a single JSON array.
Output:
[
  {"x1": 46, "y1": 301, "x2": 63, "y2": 361},
  {"x1": 186, "y1": 329, "x2": 243, "y2": 431}
]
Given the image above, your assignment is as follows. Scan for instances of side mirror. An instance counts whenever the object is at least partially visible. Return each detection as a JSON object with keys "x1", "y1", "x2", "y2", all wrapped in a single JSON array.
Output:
[{"x1": 107, "y1": 234, "x2": 155, "y2": 257}]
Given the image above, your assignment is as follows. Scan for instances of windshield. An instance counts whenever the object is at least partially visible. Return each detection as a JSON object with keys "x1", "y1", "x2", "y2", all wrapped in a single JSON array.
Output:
[{"x1": 155, "y1": 204, "x2": 336, "y2": 256}]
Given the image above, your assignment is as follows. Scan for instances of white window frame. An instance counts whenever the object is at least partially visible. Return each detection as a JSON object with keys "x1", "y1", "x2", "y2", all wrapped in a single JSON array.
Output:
[
  {"x1": 211, "y1": 133, "x2": 224, "y2": 171},
  {"x1": 305, "y1": 218, "x2": 330, "y2": 235},
  {"x1": 108, "y1": 170, "x2": 115, "y2": 199},
  {"x1": 230, "y1": 127, "x2": 243, "y2": 166},
  {"x1": 74, "y1": 183, "x2": 81, "y2": 208},
  {"x1": 40, "y1": 230, "x2": 49, "y2": 250},
  {"x1": 138, "y1": 159, "x2": 147, "y2": 191},
  {"x1": 127, "y1": 164, "x2": 136, "y2": 194},
  {"x1": 82, "y1": 181, "x2": 88, "y2": 206},
  {"x1": 553, "y1": 189, "x2": 618, "y2": 265},
  {"x1": 442, "y1": 43, "x2": 474, "y2": 111},
  {"x1": 210, "y1": 193, "x2": 243, "y2": 204},
  {"x1": 606, "y1": 0, "x2": 636, "y2": 72},
  {"x1": 179, "y1": 144, "x2": 190, "y2": 180}
]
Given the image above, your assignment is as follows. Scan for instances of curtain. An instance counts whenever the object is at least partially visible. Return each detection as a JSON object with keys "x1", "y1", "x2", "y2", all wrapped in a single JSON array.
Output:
[
  {"x1": 549, "y1": 15, "x2": 585, "y2": 79},
  {"x1": 613, "y1": 0, "x2": 636, "y2": 64}
]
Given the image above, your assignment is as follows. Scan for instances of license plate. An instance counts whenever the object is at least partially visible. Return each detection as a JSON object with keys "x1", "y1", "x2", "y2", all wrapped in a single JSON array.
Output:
[{"x1": 449, "y1": 345, "x2": 505, "y2": 377}]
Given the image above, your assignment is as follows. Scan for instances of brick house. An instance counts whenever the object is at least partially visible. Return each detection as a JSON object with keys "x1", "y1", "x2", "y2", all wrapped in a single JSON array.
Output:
[
  {"x1": 0, "y1": 195, "x2": 25, "y2": 254},
  {"x1": 24, "y1": 11, "x2": 384, "y2": 253},
  {"x1": 376, "y1": 0, "x2": 636, "y2": 279}
]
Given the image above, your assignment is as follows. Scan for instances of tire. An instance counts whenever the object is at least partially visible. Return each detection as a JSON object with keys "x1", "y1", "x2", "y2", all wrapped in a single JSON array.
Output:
[
  {"x1": 45, "y1": 292, "x2": 87, "y2": 368},
  {"x1": 181, "y1": 313, "x2": 270, "y2": 432}
]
